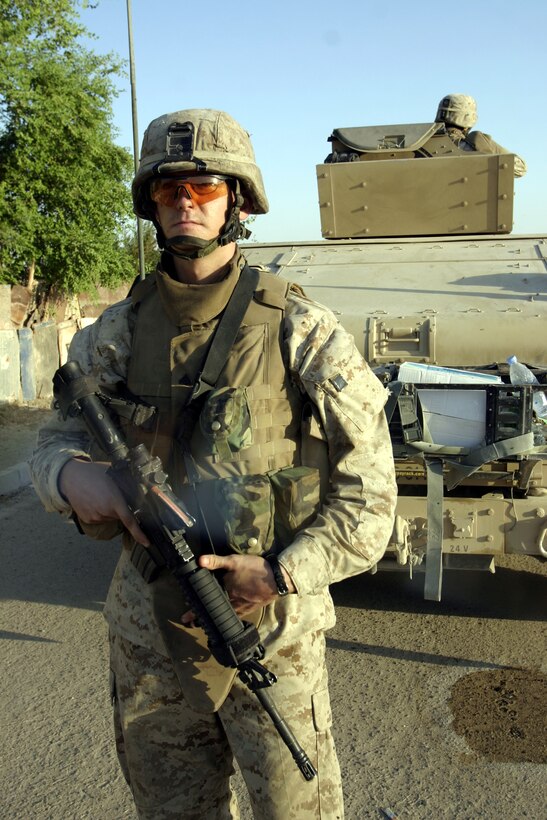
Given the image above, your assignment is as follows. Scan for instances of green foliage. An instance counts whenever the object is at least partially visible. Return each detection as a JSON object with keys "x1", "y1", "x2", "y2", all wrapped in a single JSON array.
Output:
[{"x1": 0, "y1": 0, "x2": 136, "y2": 294}]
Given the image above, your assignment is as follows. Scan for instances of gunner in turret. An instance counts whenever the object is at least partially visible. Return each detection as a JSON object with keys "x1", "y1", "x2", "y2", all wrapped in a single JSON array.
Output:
[{"x1": 435, "y1": 93, "x2": 527, "y2": 177}]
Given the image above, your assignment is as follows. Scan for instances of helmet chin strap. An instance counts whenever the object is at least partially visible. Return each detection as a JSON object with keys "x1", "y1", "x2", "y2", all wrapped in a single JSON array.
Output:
[{"x1": 157, "y1": 180, "x2": 251, "y2": 261}]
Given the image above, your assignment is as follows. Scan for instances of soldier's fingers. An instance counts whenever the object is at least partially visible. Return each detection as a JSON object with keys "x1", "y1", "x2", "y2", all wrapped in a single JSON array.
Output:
[
  {"x1": 116, "y1": 505, "x2": 150, "y2": 546},
  {"x1": 181, "y1": 609, "x2": 197, "y2": 626},
  {"x1": 199, "y1": 553, "x2": 236, "y2": 571},
  {"x1": 231, "y1": 600, "x2": 260, "y2": 618}
]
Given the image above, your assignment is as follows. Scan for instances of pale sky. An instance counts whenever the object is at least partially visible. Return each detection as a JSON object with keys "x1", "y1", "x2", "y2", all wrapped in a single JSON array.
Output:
[{"x1": 80, "y1": 0, "x2": 546, "y2": 243}]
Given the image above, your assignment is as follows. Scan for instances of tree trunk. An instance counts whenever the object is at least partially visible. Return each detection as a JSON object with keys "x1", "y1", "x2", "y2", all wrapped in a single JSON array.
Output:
[{"x1": 26, "y1": 261, "x2": 35, "y2": 290}]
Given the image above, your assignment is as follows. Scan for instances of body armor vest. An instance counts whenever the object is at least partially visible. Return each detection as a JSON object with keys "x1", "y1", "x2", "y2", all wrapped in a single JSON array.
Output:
[
  {"x1": 124, "y1": 263, "x2": 321, "y2": 558},
  {"x1": 466, "y1": 130, "x2": 496, "y2": 154}
]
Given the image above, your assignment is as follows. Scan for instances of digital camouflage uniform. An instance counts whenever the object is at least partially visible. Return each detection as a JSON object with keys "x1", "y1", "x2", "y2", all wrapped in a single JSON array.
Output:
[{"x1": 30, "y1": 110, "x2": 397, "y2": 820}]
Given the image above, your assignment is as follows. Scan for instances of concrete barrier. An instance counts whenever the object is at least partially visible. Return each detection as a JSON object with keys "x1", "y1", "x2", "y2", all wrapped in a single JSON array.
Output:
[
  {"x1": 0, "y1": 329, "x2": 21, "y2": 402},
  {"x1": 0, "y1": 462, "x2": 31, "y2": 496},
  {"x1": 57, "y1": 320, "x2": 78, "y2": 365},
  {"x1": 18, "y1": 328, "x2": 36, "y2": 401},
  {"x1": 32, "y1": 321, "x2": 59, "y2": 400},
  {"x1": 0, "y1": 282, "x2": 101, "y2": 404}
]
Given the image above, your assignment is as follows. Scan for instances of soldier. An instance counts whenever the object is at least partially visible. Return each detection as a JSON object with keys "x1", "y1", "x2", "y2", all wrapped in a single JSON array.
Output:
[
  {"x1": 30, "y1": 108, "x2": 397, "y2": 820},
  {"x1": 435, "y1": 93, "x2": 527, "y2": 177}
]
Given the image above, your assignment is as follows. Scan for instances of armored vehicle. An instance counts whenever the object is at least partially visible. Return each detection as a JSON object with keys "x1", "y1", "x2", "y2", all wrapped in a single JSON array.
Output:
[{"x1": 243, "y1": 120, "x2": 547, "y2": 600}]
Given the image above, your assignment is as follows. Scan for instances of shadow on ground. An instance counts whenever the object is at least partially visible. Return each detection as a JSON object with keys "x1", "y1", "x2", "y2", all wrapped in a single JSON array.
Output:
[{"x1": 331, "y1": 558, "x2": 547, "y2": 621}]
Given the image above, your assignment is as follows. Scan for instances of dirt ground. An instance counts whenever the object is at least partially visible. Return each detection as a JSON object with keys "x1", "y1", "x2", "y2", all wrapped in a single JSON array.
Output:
[{"x1": 1, "y1": 410, "x2": 546, "y2": 819}]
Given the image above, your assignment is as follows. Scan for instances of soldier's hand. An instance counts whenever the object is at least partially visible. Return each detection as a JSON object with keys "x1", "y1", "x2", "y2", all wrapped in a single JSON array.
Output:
[
  {"x1": 59, "y1": 458, "x2": 149, "y2": 546},
  {"x1": 188, "y1": 553, "x2": 295, "y2": 618}
]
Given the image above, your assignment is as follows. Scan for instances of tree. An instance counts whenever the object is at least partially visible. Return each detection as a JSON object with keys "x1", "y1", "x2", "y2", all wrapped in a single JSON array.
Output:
[{"x1": 0, "y1": 1, "x2": 135, "y2": 294}]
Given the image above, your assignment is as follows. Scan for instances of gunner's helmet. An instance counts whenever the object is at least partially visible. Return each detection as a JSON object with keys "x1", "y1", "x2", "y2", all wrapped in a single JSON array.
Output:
[{"x1": 436, "y1": 94, "x2": 478, "y2": 130}]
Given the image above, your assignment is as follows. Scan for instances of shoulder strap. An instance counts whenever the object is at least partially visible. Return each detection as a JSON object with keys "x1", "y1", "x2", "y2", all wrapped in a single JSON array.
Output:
[
  {"x1": 190, "y1": 264, "x2": 260, "y2": 401},
  {"x1": 129, "y1": 270, "x2": 158, "y2": 305}
]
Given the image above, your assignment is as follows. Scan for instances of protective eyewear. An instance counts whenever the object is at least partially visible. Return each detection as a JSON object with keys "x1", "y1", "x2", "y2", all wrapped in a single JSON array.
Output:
[{"x1": 150, "y1": 175, "x2": 230, "y2": 206}]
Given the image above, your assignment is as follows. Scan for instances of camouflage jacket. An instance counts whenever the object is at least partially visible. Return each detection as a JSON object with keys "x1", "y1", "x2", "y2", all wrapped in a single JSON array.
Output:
[
  {"x1": 446, "y1": 126, "x2": 527, "y2": 178},
  {"x1": 30, "y1": 253, "x2": 397, "y2": 657}
]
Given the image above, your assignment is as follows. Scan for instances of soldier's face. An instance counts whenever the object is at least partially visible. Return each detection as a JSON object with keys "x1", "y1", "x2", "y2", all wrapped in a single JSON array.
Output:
[{"x1": 153, "y1": 178, "x2": 233, "y2": 242}]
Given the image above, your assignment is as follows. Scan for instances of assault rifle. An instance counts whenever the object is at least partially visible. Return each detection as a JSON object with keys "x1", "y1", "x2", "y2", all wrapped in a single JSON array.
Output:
[{"x1": 53, "y1": 360, "x2": 317, "y2": 781}]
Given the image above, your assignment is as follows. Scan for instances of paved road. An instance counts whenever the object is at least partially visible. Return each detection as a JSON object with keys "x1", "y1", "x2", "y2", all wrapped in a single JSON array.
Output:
[{"x1": 1, "y1": 487, "x2": 545, "y2": 819}]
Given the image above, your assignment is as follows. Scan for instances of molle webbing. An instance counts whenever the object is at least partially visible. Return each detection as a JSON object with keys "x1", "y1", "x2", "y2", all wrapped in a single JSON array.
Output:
[
  {"x1": 194, "y1": 384, "x2": 299, "y2": 475},
  {"x1": 125, "y1": 264, "x2": 303, "y2": 484}
]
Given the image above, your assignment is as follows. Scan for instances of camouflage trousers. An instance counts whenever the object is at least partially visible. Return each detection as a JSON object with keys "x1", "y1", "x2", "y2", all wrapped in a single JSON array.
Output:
[{"x1": 109, "y1": 629, "x2": 344, "y2": 820}]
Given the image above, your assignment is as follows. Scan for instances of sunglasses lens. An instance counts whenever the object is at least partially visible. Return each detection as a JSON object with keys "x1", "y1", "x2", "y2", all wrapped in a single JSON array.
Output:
[{"x1": 150, "y1": 176, "x2": 229, "y2": 206}]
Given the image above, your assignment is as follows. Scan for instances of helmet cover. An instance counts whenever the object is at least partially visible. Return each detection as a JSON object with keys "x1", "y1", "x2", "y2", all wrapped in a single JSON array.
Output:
[
  {"x1": 132, "y1": 109, "x2": 269, "y2": 220},
  {"x1": 436, "y1": 94, "x2": 478, "y2": 129}
]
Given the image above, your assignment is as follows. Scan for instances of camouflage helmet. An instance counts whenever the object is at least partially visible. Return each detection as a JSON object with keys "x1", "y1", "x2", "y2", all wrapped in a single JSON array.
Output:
[
  {"x1": 132, "y1": 108, "x2": 269, "y2": 219},
  {"x1": 436, "y1": 94, "x2": 478, "y2": 129}
]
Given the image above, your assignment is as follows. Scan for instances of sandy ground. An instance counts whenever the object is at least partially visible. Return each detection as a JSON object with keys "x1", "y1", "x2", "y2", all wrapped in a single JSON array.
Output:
[{"x1": 1, "y1": 411, "x2": 546, "y2": 819}]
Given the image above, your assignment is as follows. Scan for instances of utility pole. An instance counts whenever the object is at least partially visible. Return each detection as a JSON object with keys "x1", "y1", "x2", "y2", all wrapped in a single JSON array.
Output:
[{"x1": 126, "y1": 0, "x2": 146, "y2": 280}]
